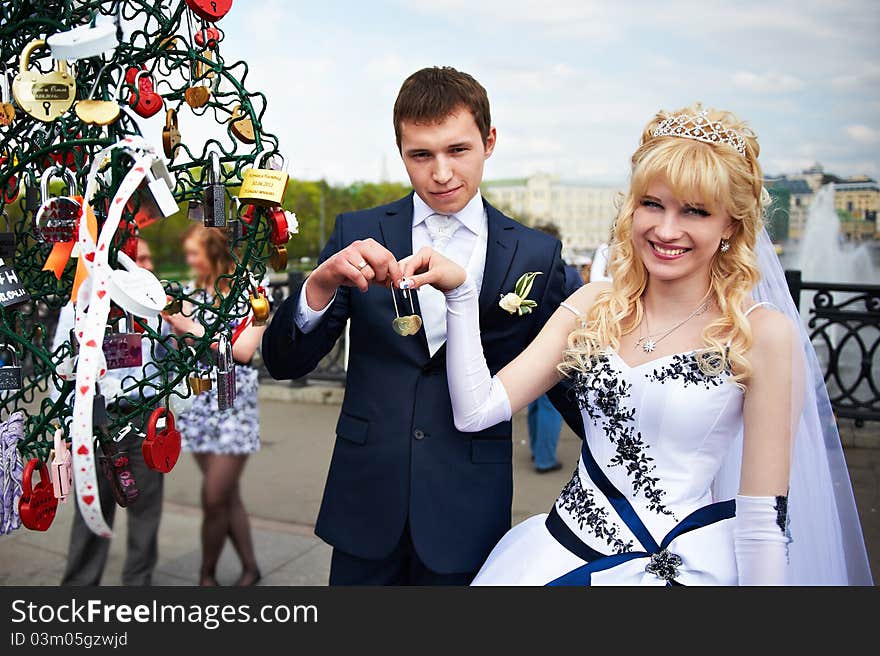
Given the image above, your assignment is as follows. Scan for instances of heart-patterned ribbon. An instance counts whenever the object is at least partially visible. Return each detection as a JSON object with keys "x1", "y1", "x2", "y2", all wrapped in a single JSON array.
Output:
[{"x1": 71, "y1": 136, "x2": 156, "y2": 538}]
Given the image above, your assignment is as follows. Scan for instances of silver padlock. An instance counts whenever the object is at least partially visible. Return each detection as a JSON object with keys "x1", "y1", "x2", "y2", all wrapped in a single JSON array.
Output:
[
  {"x1": 102, "y1": 312, "x2": 143, "y2": 370},
  {"x1": 203, "y1": 151, "x2": 226, "y2": 228},
  {"x1": 215, "y1": 333, "x2": 236, "y2": 411},
  {"x1": 0, "y1": 343, "x2": 22, "y2": 390},
  {"x1": 34, "y1": 166, "x2": 80, "y2": 243}
]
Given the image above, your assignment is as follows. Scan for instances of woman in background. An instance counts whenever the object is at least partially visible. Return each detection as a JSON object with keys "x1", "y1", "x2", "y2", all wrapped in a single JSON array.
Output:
[{"x1": 163, "y1": 225, "x2": 266, "y2": 586}]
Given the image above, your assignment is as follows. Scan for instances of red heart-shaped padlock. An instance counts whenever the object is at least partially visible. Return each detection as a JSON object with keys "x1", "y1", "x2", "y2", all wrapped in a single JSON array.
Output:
[
  {"x1": 185, "y1": 0, "x2": 233, "y2": 22},
  {"x1": 194, "y1": 26, "x2": 221, "y2": 49},
  {"x1": 267, "y1": 206, "x2": 291, "y2": 246},
  {"x1": 143, "y1": 407, "x2": 181, "y2": 474},
  {"x1": 125, "y1": 67, "x2": 163, "y2": 119},
  {"x1": 19, "y1": 458, "x2": 59, "y2": 531}
]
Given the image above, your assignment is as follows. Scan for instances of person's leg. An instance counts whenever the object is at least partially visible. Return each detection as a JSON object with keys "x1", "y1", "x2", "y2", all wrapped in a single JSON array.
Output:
[
  {"x1": 195, "y1": 453, "x2": 249, "y2": 585},
  {"x1": 61, "y1": 467, "x2": 117, "y2": 586},
  {"x1": 533, "y1": 394, "x2": 563, "y2": 471},
  {"x1": 225, "y1": 479, "x2": 260, "y2": 586},
  {"x1": 408, "y1": 535, "x2": 476, "y2": 586},
  {"x1": 121, "y1": 435, "x2": 164, "y2": 586}
]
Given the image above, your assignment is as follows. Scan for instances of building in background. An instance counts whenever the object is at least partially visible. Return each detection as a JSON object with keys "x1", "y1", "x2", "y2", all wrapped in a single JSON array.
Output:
[
  {"x1": 765, "y1": 177, "x2": 812, "y2": 240},
  {"x1": 834, "y1": 177, "x2": 879, "y2": 241},
  {"x1": 483, "y1": 174, "x2": 620, "y2": 262}
]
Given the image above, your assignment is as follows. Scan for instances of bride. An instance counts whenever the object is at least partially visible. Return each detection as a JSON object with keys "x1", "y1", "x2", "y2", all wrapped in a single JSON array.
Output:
[{"x1": 398, "y1": 104, "x2": 873, "y2": 585}]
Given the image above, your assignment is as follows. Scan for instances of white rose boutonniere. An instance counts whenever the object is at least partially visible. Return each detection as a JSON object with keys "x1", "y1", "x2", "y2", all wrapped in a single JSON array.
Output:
[{"x1": 499, "y1": 272, "x2": 542, "y2": 316}]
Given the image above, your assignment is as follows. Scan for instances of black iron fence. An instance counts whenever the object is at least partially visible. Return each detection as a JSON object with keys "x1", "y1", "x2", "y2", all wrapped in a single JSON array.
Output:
[
  {"x1": 787, "y1": 270, "x2": 880, "y2": 426},
  {"x1": 259, "y1": 271, "x2": 880, "y2": 422}
]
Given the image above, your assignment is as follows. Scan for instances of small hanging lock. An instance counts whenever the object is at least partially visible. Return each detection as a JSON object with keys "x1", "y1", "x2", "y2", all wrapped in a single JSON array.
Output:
[
  {"x1": 162, "y1": 108, "x2": 182, "y2": 161},
  {"x1": 33, "y1": 166, "x2": 81, "y2": 243},
  {"x1": 239, "y1": 150, "x2": 289, "y2": 207},
  {"x1": 249, "y1": 283, "x2": 270, "y2": 326},
  {"x1": 103, "y1": 312, "x2": 143, "y2": 370},
  {"x1": 143, "y1": 407, "x2": 182, "y2": 474},
  {"x1": 391, "y1": 283, "x2": 423, "y2": 337},
  {"x1": 98, "y1": 439, "x2": 139, "y2": 508},
  {"x1": 194, "y1": 25, "x2": 221, "y2": 50},
  {"x1": 11, "y1": 39, "x2": 76, "y2": 122},
  {"x1": 184, "y1": 53, "x2": 213, "y2": 109},
  {"x1": 269, "y1": 244, "x2": 288, "y2": 272},
  {"x1": 75, "y1": 71, "x2": 122, "y2": 126},
  {"x1": 203, "y1": 150, "x2": 227, "y2": 228},
  {"x1": 229, "y1": 104, "x2": 256, "y2": 144},
  {"x1": 0, "y1": 344, "x2": 23, "y2": 390},
  {"x1": 185, "y1": 0, "x2": 234, "y2": 22},
  {"x1": 215, "y1": 333, "x2": 236, "y2": 411},
  {"x1": 18, "y1": 458, "x2": 58, "y2": 531},
  {"x1": 50, "y1": 428, "x2": 72, "y2": 503},
  {"x1": 0, "y1": 69, "x2": 16, "y2": 126},
  {"x1": 0, "y1": 207, "x2": 15, "y2": 259},
  {"x1": 125, "y1": 67, "x2": 164, "y2": 118},
  {"x1": 188, "y1": 347, "x2": 213, "y2": 395},
  {"x1": 163, "y1": 280, "x2": 184, "y2": 314}
]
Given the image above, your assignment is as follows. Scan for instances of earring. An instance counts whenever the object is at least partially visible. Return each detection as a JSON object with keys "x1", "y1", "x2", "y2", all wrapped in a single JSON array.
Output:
[{"x1": 720, "y1": 239, "x2": 730, "y2": 253}]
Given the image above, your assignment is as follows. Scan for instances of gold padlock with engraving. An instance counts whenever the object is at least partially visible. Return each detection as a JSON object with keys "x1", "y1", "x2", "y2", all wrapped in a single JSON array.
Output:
[
  {"x1": 12, "y1": 39, "x2": 76, "y2": 122},
  {"x1": 239, "y1": 150, "x2": 289, "y2": 207}
]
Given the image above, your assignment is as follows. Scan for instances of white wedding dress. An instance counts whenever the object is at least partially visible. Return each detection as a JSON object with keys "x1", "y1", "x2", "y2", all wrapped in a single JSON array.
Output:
[{"x1": 473, "y1": 340, "x2": 754, "y2": 586}]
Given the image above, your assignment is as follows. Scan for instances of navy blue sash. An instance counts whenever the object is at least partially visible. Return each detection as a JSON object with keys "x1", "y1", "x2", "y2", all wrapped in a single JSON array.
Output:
[{"x1": 546, "y1": 440, "x2": 735, "y2": 586}]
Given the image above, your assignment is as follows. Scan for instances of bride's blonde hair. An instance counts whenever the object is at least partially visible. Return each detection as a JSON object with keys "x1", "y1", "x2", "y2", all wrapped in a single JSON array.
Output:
[{"x1": 560, "y1": 103, "x2": 768, "y2": 386}]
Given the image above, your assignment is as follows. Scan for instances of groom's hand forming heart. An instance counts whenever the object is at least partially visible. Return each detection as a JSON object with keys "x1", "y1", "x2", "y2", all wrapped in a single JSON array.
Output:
[
  {"x1": 305, "y1": 238, "x2": 401, "y2": 310},
  {"x1": 398, "y1": 247, "x2": 467, "y2": 293}
]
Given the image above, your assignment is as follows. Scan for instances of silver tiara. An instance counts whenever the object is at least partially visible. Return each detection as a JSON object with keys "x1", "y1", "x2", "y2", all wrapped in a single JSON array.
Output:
[{"x1": 652, "y1": 110, "x2": 747, "y2": 157}]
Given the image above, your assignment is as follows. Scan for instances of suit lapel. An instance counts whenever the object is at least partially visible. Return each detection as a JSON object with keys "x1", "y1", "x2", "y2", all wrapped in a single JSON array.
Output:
[
  {"x1": 478, "y1": 201, "x2": 519, "y2": 318},
  {"x1": 379, "y1": 193, "x2": 431, "y2": 357}
]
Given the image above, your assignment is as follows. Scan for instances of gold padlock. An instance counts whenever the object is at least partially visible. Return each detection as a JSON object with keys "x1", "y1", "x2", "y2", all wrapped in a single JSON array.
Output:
[
  {"x1": 229, "y1": 104, "x2": 256, "y2": 144},
  {"x1": 0, "y1": 70, "x2": 16, "y2": 126},
  {"x1": 12, "y1": 39, "x2": 76, "y2": 122},
  {"x1": 162, "y1": 108, "x2": 181, "y2": 160},
  {"x1": 269, "y1": 244, "x2": 288, "y2": 272},
  {"x1": 239, "y1": 150, "x2": 289, "y2": 207},
  {"x1": 250, "y1": 290, "x2": 271, "y2": 327}
]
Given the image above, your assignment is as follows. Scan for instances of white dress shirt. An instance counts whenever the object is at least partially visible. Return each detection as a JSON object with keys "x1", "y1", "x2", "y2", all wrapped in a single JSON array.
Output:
[{"x1": 294, "y1": 191, "x2": 488, "y2": 356}]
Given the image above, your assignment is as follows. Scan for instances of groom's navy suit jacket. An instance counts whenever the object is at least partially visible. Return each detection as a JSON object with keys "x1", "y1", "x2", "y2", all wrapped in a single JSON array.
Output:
[{"x1": 262, "y1": 193, "x2": 568, "y2": 574}]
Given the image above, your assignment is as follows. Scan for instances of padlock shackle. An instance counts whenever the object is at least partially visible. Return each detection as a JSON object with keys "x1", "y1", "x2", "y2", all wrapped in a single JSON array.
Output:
[
  {"x1": 40, "y1": 165, "x2": 78, "y2": 198},
  {"x1": 0, "y1": 341, "x2": 20, "y2": 365},
  {"x1": 253, "y1": 148, "x2": 284, "y2": 171},
  {"x1": 165, "y1": 108, "x2": 178, "y2": 127},
  {"x1": 217, "y1": 332, "x2": 233, "y2": 370},
  {"x1": 21, "y1": 457, "x2": 47, "y2": 498},
  {"x1": 20, "y1": 39, "x2": 68, "y2": 76}
]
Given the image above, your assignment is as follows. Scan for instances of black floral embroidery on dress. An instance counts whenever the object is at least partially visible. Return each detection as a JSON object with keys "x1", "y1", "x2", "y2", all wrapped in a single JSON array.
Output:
[
  {"x1": 571, "y1": 356, "x2": 675, "y2": 518},
  {"x1": 556, "y1": 468, "x2": 634, "y2": 554},
  {"x1": 646, "y1": 353, "x2": 727, "y2": 389},
  {"x1": 774, "y1": 495, "x2": 789, "y2": 535}
]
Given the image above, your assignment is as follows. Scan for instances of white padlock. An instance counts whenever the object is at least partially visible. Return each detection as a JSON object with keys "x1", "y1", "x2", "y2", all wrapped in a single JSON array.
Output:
[
  {"x1": 108, "y1": 251, "x2": 167, "y2": 318},
  {"x1": 47, "y1": 20, "x2": 118, "y2": 60},
  {"x1": 145, "y1": 157, "x2": 179, "y2": 218}
]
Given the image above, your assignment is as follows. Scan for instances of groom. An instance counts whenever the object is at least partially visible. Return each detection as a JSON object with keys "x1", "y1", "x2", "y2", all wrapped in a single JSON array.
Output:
[{"x1": 263, "y1": 67, "x2": 567, "y2": 585}]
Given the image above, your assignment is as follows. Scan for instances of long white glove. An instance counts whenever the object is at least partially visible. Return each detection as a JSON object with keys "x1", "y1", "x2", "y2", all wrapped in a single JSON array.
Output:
[
  {"x1": 734, "y1": 494, "x2": 790, "y2": 585},
  {"x1": 444, "y1": 279, "x2": 512, "y2": 432}
]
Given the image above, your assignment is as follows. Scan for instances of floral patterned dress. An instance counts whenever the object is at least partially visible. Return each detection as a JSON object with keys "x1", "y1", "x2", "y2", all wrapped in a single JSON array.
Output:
[{"x1": 177, "y1": 286, "x2": 261, "y2": 455}]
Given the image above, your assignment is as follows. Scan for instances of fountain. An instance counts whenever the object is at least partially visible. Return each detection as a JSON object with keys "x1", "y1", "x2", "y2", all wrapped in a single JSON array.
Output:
[{"x1": 796, "y1": 184, "x2": 876, "y2": 283}]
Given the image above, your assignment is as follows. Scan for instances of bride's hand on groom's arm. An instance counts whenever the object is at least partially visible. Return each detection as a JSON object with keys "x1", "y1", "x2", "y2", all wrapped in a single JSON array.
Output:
[
  {"x1": 305, "y1": 238, "x2": 402, "y2": 310},
  {"x1": 397, "y1": 247, "x2": 467, "y2": 293}
]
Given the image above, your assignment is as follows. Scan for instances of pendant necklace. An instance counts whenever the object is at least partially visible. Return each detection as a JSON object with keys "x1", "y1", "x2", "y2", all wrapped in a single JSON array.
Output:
[{"x1": 635, "y1": 290, "x2": 712, "y2": 354}]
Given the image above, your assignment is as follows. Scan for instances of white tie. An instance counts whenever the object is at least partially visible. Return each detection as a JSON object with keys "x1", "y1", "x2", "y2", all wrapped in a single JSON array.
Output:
[{"x1": 424, "y1": 213, "x2": 461, "y2": 251}]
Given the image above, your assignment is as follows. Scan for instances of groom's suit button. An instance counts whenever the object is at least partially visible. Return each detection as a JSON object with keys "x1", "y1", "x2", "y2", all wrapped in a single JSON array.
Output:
[{"x1": 413, "y1": 429, "x2": 425, "y2": 440}]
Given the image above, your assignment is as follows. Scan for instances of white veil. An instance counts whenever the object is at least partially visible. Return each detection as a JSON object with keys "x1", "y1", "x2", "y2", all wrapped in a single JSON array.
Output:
[{"x1": 712, "y1": 229, "x2": 873, "y2": 585}]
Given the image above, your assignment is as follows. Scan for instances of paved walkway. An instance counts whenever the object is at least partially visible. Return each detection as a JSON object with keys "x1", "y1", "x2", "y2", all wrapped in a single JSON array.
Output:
[{"x1": 1, "y1": 393, "x2": 877, "y2": 585}]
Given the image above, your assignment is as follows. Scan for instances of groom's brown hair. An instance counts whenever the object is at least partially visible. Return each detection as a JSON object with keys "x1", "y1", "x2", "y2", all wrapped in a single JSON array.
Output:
[{"x1": 393, "y1": 66, "x2": 492, "y2": 149}]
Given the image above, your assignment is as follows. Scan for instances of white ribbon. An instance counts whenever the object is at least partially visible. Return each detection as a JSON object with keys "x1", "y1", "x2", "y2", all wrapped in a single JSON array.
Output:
[{"x1": 70, "y1": 136, "x2": 159, "y2": 538}]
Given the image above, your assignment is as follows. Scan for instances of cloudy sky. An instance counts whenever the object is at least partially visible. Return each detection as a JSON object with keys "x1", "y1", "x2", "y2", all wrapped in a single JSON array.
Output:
[{"x1": 208, "y1": 0, "x2": 878, "y2": 185}]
